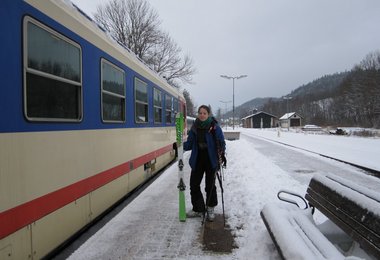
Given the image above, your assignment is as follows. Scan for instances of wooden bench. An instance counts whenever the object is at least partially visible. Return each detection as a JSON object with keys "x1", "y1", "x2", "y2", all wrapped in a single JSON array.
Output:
[{"x1": 261, "y1": 173, "x2": 380, "y2": 260}]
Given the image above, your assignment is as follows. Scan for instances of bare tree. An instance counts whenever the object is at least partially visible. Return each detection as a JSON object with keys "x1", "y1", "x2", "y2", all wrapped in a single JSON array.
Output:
[
  {"x1": 94, "y1": 0, "x2": 195, "y2": 87},
  {"x1": 94, "y1": 0, "x2": 160, "y2": 59},
  {"x1": 183, "y1": 89, "x2": 195, "y2": 117},
  {"x1": 329, "y1": 51, "x2": 380, "y2": 127},
  {"x1": 146, "y1": 32, "x2": 195, "y2": 87},
  {"x1": 358, "y1": 50, "x2": 380, "y2": 70}
]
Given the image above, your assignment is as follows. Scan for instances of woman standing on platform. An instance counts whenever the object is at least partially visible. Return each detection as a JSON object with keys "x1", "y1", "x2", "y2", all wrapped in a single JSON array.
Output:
[{"x1": 184, "y1": 105, "x2": 226, "y2": 221}]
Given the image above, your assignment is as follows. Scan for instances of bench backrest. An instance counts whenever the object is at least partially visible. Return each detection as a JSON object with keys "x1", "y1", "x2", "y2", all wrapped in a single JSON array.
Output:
[{"x1": 305, "y1": 174, "x2": 380, "y2": 259}]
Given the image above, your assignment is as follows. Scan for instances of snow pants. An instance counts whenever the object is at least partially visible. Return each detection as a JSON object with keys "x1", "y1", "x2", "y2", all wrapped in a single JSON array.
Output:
[{"x1": 190, "y1": 149, "x2": 218, "y2": 212}]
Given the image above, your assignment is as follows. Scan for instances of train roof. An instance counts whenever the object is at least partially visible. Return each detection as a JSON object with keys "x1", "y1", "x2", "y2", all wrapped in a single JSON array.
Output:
[{"x1": 24, "y1": 0, "x2": 183, "y2": 100}]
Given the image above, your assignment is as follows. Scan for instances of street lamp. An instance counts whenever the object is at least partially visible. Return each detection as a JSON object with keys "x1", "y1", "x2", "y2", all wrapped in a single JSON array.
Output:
[
  {"x1": 219, "y1": 100, "x2": 231, "y2": 130},
  {"x1": 220, "y1": 75, "x2": 247, "y2": 129}
]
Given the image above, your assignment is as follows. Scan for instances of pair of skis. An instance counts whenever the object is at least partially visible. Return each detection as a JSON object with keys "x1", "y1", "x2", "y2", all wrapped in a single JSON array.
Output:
[{"x1": 175, "y1": 112, "x2": 186, "y2": 222}]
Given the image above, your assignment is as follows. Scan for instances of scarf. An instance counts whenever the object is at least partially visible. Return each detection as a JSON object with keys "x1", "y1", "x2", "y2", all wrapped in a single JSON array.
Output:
[
  {"x1": 196, "y1": 117, "x2": 212, "y2": 129},
  {"x1": 194, "y1": 117, "x2": 213, "y2": 150}
]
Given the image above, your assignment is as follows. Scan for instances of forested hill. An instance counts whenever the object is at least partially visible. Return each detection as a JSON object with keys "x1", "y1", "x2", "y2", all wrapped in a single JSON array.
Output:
[
  {"x1": 289, "y1": 72, "x2": 348, "y2": 99},
  {"x1": 233, "y1": 50, "x2": 380, "y2": 128},
  {"x1": 235, "y1": 72, "x2": 348, "y2": 119},
  {"x1": 231, "y1": 97, "x2": 275, "y2": 117}
]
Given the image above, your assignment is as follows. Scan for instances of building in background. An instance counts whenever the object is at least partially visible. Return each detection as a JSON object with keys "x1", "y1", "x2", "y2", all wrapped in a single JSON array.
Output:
[
  {"x1": 242, "y1": 111, "x2": 278, "y2": 128},
  {"x1": 279, "y1": 112, "x2": 302, "y2": 129}
]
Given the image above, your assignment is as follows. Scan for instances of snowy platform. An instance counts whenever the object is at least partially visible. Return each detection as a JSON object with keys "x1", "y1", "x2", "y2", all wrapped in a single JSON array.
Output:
[
  {"x1": 66, "y1": 154, "x2": 236, "y2": 259},
  {"x1": 66, "y1": 163, "x2": 205, "y2": 259}
]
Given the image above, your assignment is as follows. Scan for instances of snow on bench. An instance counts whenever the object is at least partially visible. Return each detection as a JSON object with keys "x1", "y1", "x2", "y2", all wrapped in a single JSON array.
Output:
[
  {"x1": 261, "y1": 203, "x2": 345, "y2": 259},
  {"x1": 306, "y1": 174, "x2": 380, "y2": 259},
  {"x1": 261, "y1": 173, "x2": 380, "y2": 260}
]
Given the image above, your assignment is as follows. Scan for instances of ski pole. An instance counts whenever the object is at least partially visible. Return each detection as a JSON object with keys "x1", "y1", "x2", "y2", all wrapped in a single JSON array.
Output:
[{"x1": 216, "y1": 169, "x2": 225, "y2": 226}]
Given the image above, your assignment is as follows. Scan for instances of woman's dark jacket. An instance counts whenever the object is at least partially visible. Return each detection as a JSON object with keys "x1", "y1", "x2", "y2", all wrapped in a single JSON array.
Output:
[{"x1": 184, "y1": 118, "x2": 226, "y2": 170}]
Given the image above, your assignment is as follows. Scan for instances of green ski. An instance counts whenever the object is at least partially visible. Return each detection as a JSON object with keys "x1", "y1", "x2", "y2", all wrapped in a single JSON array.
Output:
[{"x1": 176, "y1": 112, "x2": 186, "y2": 222}]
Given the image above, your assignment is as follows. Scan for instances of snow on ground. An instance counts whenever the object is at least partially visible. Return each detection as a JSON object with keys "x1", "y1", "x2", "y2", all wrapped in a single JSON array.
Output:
[
  {"x1": 243, "y1": 128, "x2": 380, "y2": 171},
  {"x1": 220, "y1": 135, "x2": 307, "y2": 259},
  {"x1": 68, "y1": 128, "x2": 380, "y2": 260}
]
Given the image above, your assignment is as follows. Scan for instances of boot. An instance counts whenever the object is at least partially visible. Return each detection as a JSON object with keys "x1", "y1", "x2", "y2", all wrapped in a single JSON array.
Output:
[
  {"x1": 186, "y1": 210, "x2": 202, "y2": 218},
  {"x1": 207, "y1": 207, "x2": 215, "y2": 222}
]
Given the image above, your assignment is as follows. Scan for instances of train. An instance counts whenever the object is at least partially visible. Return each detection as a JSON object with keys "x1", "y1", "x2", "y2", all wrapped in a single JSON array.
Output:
[{"x1": 0, "y1": 0, "x2": 186, "y2": 259}]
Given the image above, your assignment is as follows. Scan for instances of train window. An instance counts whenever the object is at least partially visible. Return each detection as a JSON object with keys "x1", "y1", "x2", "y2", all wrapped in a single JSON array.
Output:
[
  {"x1": 23, "y1": 17, "x2": 82, "y2": 121},
  {"x1": 153, "y1": 88, "x2": 162, "y2": 124},
  {"x1": 165, "y1": 95, "x2": 173, "y2": 124},
  {"x1": 101, "y1": 59, "x2": 125, "y2": 122},
  {"x1": 134, "y1": 78, "x2": 149, "y2": 123}
]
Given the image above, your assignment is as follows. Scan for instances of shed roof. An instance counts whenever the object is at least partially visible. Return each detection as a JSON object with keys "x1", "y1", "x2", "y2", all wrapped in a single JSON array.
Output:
[
  {"x1": 242, "y1": 111, "x2": 278, "y2": 120},
  {"x1": 279, "y1": 112, "x2": 303, "y2": 120}
]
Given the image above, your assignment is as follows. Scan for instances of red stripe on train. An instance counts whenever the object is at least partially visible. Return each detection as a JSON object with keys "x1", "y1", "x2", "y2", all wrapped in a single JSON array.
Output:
[{"x1": 0, "y1": 144, "x2": 174, "y2": 239}]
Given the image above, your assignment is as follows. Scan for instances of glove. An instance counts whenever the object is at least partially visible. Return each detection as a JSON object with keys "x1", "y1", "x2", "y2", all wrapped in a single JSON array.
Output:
[{"x1": 221, "y1": 153, "x2": 227, "y2": 168}]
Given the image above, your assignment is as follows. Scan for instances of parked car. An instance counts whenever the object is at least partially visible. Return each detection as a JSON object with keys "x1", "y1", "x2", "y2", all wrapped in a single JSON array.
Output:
[{"x1": 329, "y1": 128, "x2": 347, "y2": 135}]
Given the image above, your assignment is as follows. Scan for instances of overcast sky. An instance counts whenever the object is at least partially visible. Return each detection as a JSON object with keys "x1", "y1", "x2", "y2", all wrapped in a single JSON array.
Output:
[{"x1": 71, "y1": 0, "x2": 380, "y2": 113}]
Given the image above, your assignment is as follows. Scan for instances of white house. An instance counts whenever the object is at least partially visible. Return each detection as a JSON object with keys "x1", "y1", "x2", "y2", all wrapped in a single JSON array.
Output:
[{"x1": 279, "y1": 112, "x2": 302, "y2": 129}]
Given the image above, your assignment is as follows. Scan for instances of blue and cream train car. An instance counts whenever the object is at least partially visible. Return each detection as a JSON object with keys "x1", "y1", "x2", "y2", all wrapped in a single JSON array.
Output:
[{"x1": 0, "y1": 0, "x2": 186, "y2": 258}]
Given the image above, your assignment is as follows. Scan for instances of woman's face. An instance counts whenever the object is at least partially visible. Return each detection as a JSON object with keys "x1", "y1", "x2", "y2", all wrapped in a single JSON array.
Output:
[{"x1": 198, "y1": 108, "x2": 209, "y2": 121}]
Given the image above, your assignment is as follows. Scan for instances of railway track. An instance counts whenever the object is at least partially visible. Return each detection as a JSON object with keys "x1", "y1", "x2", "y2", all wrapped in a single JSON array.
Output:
[{"x1": 242, "y1": 132, "x2": 380, "y2": 178}]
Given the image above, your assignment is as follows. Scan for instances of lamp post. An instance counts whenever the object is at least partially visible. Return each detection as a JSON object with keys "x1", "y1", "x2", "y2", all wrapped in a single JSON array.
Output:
[
  {"x1": 220, "y1": 75, "x2": 247, "y2": 129},
  {"x1": 283, "y1": 96, "x2": 292, "y2": 130},
  {"x1": 219, "y1": 100, "x2": 231, "y2": 130}
]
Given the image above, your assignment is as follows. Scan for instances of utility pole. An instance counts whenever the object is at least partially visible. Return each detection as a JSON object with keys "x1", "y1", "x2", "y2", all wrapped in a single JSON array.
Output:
[{"x1": 220, "y1": 75, "x2": 247, "y2": 130}]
